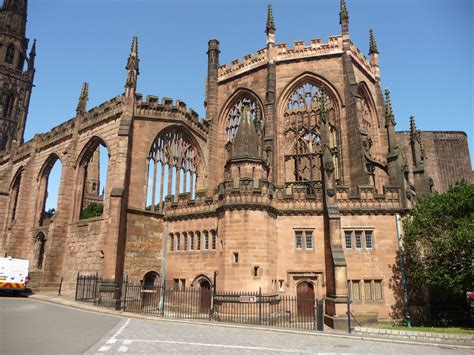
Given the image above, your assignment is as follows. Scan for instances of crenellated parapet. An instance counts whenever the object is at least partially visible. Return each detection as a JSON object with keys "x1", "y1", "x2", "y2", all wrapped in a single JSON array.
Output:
[
  {"x1": 161, "y1": 181, "x2": 403, "y2": 220},
  {"x1": 348, "y1": 40, "x2": 376, "y2": 79},
  {"x1": 79, "y1": 95, "x2": 123, "y2": 132},
  {"x1": 274, "y1": 36, "x2": 342, "y2": 62},
  {"x1": 218, "y1": 48, "x2": 268, "y2": 81},
  {"x1": 134, "y1": 95, "x2": 208, "y2": 137}
]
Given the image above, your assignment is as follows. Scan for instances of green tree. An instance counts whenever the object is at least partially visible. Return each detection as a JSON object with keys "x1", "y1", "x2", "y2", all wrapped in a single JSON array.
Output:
[
  {"x1": 403, "y1": 182, "x2": 474, "y2": 294},
  {"x1": 80, "y1": 202, "x2": 104, "y2": 219}
]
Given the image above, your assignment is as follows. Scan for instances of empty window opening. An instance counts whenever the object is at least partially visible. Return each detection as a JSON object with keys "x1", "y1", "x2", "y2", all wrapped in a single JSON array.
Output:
[
  {"x1": 233, "y1": 252, "x2": 239, "y2": 264},
  {"x1": 146, "y1": 129, "x2": 201, "y2": 212},
  {"x1": 253, "y1": 266, "x2": 260, "y2": 277},
  {"x1": 80, "y1": 141, "x2": 109, "y2": 219},
  {"x1": 5, "y1": 44, "x2": 14, "y2": 64},
  {"x1": 40, "y1": 156, "x2": 62, "y2": 227}
]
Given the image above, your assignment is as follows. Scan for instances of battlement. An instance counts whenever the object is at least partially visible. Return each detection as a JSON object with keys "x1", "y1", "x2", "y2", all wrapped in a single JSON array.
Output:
[
  {"x1": 218, "y1": 48, "x2": 267, "y2": 81},
  {"x1": 80, "y1": 95, "x2": 124, "y2": 131},
  {"x1": 134, "y1": 95, "x2": 209, "y2": 134},
  {"x1": 348, "y1": 41, "x2": 376, "y2": 78},
  {"x1": 217, "y1": 36, "x2": 345, "y2": 82},
  {"x1": 274, "y1": 36, "x2": 342, "y2": 62}
]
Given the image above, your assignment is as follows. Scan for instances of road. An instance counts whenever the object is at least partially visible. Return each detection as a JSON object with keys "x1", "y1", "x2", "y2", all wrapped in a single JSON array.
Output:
[{"x1": 0, "y1": 296, "x2": 471, "y2": 354}]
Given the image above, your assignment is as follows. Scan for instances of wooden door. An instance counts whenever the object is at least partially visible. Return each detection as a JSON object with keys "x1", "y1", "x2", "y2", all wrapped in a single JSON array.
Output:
[
  {"x1": 199, "y1": 279, "x2": 211, "y2": 313},
  {"x1": 297, "y1": 282, "x2": 315, "y2": 318}
]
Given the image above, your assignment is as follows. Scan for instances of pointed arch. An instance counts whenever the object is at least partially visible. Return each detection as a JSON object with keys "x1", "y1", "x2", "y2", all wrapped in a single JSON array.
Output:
[
  {"x1": 146, "y1": 125, "x2": 205, "y2": 211},
  {"x1": 74, "y1": 136, "x2": 110, "y2": 220},
  {"x1": 277, "y1": 73, "x2": 343, "y2": 189},
  {"x1": 8, "y1": 166, "x2": 24, "y2": 222},
  {"x1": 219, "y1": 87, "x2": 265, "y2": 144},
  {"x1": 36, "y1": 153, "x2": 63, "y2": 226}
]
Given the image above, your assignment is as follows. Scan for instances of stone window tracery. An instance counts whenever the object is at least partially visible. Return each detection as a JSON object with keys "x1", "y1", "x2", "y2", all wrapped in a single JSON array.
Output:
[
  {"x1": 225, "y1": 95, "x2": 263, "y2": 144},
  {"x1": 283, "y1": 82, "x2": 339, "y2": 189},
  {"x1": 147, "y1": 128, "x2": 201, "y2": 211},
  {"x1": 9, "y1": 170, "x2": 22, "y2": 221}
]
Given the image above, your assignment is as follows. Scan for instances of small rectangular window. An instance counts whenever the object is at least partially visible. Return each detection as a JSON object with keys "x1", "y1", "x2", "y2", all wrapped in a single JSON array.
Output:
[
  {"x1": 295, "y1": 231, "x2": 303, "y2": 249},
  {"x1": 197, "y1": 233, "x2": 201, "y2": 251},
  {"x1": 279, "y1": 280, "x2": 285, "y2": 291},
  {"x1": 344, "y1": 231, "x2": 352, "y2": 249},
  {"x1": 233, "y1": 252, "x2": 239, "y2": 264},
  {"x1": 355, "y1": 231, "x2": 362, "y2": 249},
  {"x1": 374, "y1": 280, "x2": 383, "y2": 300},
  {"x1": 365, "y1": 231, "x2": 373, "y2": 249},
  {"x1": 173, "y1": 279, "x2": 179, "y2": 290},
  {"x1": 180, "y1": 279, "x2": 186, "y2": 289},
  {"x1": 351, "y1": 280, "x2": 360, "y2": 301},
  {"x1": 364, "y1": 280, "x2": 373, "y2": 300},
  {"x1": 183, "y1": 234, "x2": 188, "y2": 251},
  {"x1": 253, "y1": 266, "x2": 260, "y2": 277},
  {"x1": 190, "y1": 233, "x2": 194, "y2": 250},
  {"x1": 176, "y1": 234, "x2": 181, "y2": 251},
  {"x1": 305, "y1": 231, "x2": 313, "y2": 249}
]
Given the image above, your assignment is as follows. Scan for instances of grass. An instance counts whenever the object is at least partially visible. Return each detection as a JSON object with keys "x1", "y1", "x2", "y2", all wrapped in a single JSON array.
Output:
[{"x1": 372, "y1": 325, "x2": 474, "y2": 335}]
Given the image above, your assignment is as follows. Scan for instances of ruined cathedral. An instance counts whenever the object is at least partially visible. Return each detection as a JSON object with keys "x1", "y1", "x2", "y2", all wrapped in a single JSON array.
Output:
[{"x1": 0, "y1": 1, "x2": 472, "y2": 327}]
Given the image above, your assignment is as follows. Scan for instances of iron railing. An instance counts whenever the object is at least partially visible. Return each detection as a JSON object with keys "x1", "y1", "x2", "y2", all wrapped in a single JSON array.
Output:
[{"x1": 75, "y1": 273, "x2": 324, "y2": 331}]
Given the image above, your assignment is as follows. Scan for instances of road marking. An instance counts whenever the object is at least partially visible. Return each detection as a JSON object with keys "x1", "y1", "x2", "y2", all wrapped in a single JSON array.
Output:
[
  {"x1": 98, "y1": 345, "x2": 111, "y2": 352},
  {"x1": 106, "y1": 339, "x2": 116, "y2": 345},
  {"x1": 118, "y1": 346, "x2": 128, "y2": 352},
  {"x1": 113, "y1": 318, "x2": 131, "y2": 338},
  {"x1": 117, "y1": 339, "x2": 313, "y2": 353}
]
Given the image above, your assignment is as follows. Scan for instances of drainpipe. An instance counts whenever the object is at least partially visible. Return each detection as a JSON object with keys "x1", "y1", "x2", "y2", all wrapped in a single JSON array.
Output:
[
  {"x1": 158, "y1": 210, "x2": 168, "y2": 314},
  {"x1": 396, "y1": 213, "x2": 412, "y2": 327}
]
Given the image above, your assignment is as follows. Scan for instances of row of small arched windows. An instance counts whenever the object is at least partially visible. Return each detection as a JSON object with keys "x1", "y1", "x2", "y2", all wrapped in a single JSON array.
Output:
[{"x1": 169, "y1": 230, "x2": 217, "y2": 252}]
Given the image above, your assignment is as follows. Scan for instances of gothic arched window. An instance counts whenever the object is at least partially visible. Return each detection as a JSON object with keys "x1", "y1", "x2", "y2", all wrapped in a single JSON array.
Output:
[
  {"x1": 146, "y1": 128, "x2": 201, "y2": 211},
  {"x1": 3, "y1": 93, "x2": 14, "y2": 118},
  {"x1": 225, "y1": 95, "x2": 263, "y2": 144},
  {"x1": 5, "y1": 44, "x2": 15, "y2": 64},
  {"x1": 283, "y1": 82, "x2": 339, "y2": 189}
]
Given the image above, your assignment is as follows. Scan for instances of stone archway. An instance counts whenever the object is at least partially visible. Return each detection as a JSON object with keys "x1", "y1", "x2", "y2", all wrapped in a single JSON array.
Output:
[
  {"x1": 194, "y1": 276, "x2": 212, "y2": 313},
  {"x1": 142, "y1": 271, "x2": 160, "y2": 308},
  {"x1": 35, "y1": 233, "x2": 46, "y2": 269},
  {"x1": 296, "y1": 281, "x2": 315, "y2": 318}
]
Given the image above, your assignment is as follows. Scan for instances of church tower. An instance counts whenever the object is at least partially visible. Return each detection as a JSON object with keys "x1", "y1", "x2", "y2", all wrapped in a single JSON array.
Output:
[{"x1": 0, "y1": 0, "x2": 35, "y2": 151}]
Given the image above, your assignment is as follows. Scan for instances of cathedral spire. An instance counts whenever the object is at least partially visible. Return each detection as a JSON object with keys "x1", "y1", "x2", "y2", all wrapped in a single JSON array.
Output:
[
  {"x1": 76, "y1": 82, "x2": 89, "y2": 115},
  {"x1": 369, "y1": 29, "x2": 378, "y2": 55},
  {"x1": 266, "y1": 4, "x2": 276, "y2": 44},
  {"x1": 125, "y1": 36, "x2": 139, "y2": 95}
]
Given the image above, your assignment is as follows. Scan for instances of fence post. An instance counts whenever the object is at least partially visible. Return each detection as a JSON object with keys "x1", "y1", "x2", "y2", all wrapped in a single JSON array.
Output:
[
  {"x1": 347, "y1": 296, "x2": 351, "y2": 334},
  {"x1": 209, "y1": 271, "x2": 217, "y2": 320},
  {"x1": 74, "y1": 272, "x2": 79, "y2": 301},
  {"x1": 123, "y1": 275, "x2": 129, "y2": 312},
  {"x1": 58, "y1": 277, "x2": 63, "y2": 297},
  {"x1": 258, "y1": 287, "x2": 262, "y2": 326}
]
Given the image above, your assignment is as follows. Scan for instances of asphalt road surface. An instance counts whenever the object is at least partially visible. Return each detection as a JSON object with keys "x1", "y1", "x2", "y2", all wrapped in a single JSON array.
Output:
[{"x1": 0, "y1": 296, "x2": 471, "y2": 354}]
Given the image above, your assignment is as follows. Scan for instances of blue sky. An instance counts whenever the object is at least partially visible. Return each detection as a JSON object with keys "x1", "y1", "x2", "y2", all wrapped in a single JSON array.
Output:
[{"x1": 25, "y1": 0, "x2": 472, "y2": 208}]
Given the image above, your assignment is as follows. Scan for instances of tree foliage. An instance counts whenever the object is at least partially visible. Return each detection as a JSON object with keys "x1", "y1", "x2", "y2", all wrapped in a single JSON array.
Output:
[
  {"x1": 80, "y1": 202, "x2": 104, "y2": 219},
  {"x1": 403, "y1": 182, "x2": 474, "y2": 294}
]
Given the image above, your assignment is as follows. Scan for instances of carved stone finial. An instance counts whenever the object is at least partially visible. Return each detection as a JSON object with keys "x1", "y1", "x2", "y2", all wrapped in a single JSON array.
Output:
[
  {"x1": 266, "y1": 4, "x2": 276, "y2": 35},
  {"x1": 409, "y1": 115, "x2": 417, "y2": 137},
  {"x1": 76, "y1": 82, "x2": 89, "y2": 114},
  {"x1": 369, "y1": 29, "x2": 378, "y2": 55},
  {"x1": 28, "y1": 39, "x2": 36, "y2": 71},
  {"x1": 339, "y1": 0, "x2": 349, "y2": 25},
  {"x1": 384, "y1": 88, "x2": 396, "y2": 127},
  {"x1": 125, "y1": 36, "x2": 140, "y2": 89}
]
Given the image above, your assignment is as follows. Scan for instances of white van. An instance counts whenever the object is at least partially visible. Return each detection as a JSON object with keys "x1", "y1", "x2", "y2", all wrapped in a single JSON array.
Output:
[{"x1": 0, "y1": 257, "x2": 29, "y2": 292}]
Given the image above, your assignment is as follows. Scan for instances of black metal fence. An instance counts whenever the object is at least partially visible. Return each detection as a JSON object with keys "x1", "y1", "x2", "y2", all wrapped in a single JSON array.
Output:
[{"x1": 75, "y1": 274, "x2": 324, "y2": 331}]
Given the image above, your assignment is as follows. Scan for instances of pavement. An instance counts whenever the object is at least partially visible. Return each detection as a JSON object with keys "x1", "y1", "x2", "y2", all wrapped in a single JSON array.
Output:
[{"x1": 1, "y1": 291, "x2": 472, "y2": 354}]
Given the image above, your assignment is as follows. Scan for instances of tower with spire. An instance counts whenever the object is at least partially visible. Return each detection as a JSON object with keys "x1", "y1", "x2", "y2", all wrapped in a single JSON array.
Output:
[{"x1": 0, "y1": 0, "x2": 35, "y2": 152}]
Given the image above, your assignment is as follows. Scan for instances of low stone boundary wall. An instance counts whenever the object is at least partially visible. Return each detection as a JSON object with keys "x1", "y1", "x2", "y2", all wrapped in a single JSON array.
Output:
[{"x1": 353, "y1": 326, "x2": 474, "y2": 346}]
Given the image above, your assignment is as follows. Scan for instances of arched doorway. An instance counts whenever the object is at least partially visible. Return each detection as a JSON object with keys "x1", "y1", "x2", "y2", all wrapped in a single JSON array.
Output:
[
  {"x1": 297, "y1": 281, "x2": 315, "y2": 319},
  {"x1": 36, "y1": 233, "x2": 46, "y2": 269},
  {"x1": 142, "y1": 271, "x2": 160, "y2": 309},
  {"x1": 198, "y1": 278, "x2": 211, "y2": 313}
]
